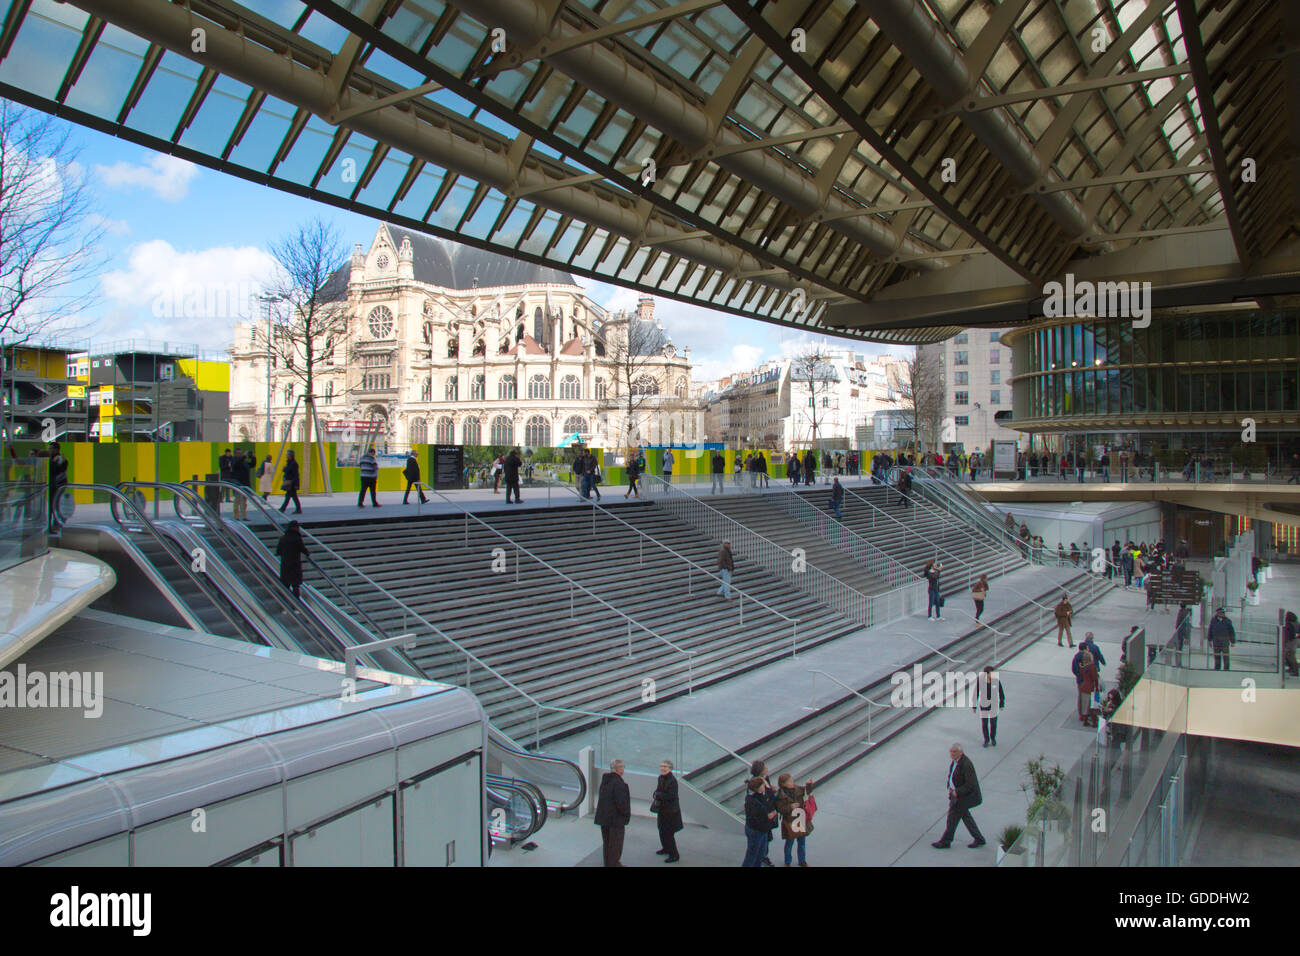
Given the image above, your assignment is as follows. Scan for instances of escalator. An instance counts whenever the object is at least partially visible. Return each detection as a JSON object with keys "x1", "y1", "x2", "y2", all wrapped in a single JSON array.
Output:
[{"x1": 486, "y1": 774, "x2": 548, "y2": 847}]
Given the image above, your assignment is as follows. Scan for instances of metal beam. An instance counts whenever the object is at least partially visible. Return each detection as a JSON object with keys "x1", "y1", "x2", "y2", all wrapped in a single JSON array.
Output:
[
  {"x1": 947, "y1": 63, "x2": 1193, "y2": 114},
  {"x1": 1024, "y1": 164, "x2": 1213, "y2": 195}
]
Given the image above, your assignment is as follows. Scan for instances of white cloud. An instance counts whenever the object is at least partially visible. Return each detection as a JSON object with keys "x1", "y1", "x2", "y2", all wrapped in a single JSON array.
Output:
[
  {"x1": 95, "y1": 154, "x2": 198, "y2": 202},
  {"x1": 87, "y1": 213, "x2": 130, "y2": 236},
  {"x1": 99, "y1": 239, "x2": 278, "y2": 350}
]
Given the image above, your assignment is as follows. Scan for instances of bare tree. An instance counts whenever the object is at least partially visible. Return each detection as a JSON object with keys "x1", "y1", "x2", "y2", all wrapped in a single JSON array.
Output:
[
  {"x1": 266, "y1": 218, "x2": 351, "y2": 491},
  {"x1": 600, "y1": 309, "x2": 665, "y2": 452},
  {"x1": 0, "y1": 101, "x2": 104, "y2": 440},
  {"x1": 898, "y1": 346, "x2": 944, "y2": 454},
  {"x1": 789, "y1": 346, "x2": 836, "y2": 449}
]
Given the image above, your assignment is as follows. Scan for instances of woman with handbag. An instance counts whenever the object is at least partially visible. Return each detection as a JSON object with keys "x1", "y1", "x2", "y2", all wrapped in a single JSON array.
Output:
[
  {"x1": 651, "y1": 759, "x2": 682, "y2": 863},
  {"x1": 279, "y1": 450, "x2": 302, "y2": 514},
  {"x1": 776, "y1": 773, "x2": 816, "y2": 866}
]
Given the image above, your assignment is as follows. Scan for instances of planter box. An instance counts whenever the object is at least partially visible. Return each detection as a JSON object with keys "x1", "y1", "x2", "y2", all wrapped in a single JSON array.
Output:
[
  {"x1": 1265, "y1": 566, "x2": 1273, "y2": 581},
  {"x1": 1247, "y1": 590, "x2": 1261, "y2": 605}
]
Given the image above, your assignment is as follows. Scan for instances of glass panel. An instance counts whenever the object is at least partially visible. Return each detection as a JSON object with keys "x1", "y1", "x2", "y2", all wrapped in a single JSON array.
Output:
[
  {"x1": 1190, "y1": 373, "x2": 1204, "y2": 413},
  {"x1": 1220, "y1": 372, "x2": 1235, "y2": 411},
  {"x1": 1237, "y1": 372, "x2": 1250, "y2": 412},
  {"x1": 0, "y1": 458, "x2": 48, "y2": 574},
  {"x1": 1252, "y1": 370, "x2": 1266, "y2": 412},
  {"x1": 1204, "y1": 373, "x2": 1219, "y2": 413},
  {"x1": 1268, "y1": 370, "x2": 1282, "y2": 412}
]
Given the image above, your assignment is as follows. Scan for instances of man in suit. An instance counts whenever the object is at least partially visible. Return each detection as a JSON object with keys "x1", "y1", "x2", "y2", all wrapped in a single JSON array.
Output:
[
  {"x1": 932, "y1": 743, "x2": 985, "y2": 849},
  {"x1": 595, "y1": 758, "x2": 631, "y2": 866}
]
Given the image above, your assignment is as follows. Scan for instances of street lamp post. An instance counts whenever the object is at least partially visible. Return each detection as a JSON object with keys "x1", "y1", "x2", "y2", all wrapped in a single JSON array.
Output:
[{"x1": 256, "y1": 293, "x2": 282, "y2": 441}]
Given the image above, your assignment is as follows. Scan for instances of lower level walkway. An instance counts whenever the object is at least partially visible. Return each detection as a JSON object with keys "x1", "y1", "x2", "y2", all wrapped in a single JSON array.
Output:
[{"x1": 493, "y1": 577, "x2": 1156, "y2": 866}]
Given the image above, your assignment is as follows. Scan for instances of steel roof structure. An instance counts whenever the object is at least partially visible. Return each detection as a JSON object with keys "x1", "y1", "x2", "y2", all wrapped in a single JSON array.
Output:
[{"x1": 0, "y1": 0, "x2": 1295, "y2": 343}]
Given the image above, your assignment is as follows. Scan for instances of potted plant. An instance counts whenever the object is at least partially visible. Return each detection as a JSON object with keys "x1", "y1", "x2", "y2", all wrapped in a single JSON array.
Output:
[
  {"x1": 1022, "y1": 755, "x2": 1068, "y2": 830},
  {"x1": 1247, "y1": 580, "x2": 1261, "y2": 605},
  {"x1": 997, "y1": 823, "x2": 1026, "y2": 864}
]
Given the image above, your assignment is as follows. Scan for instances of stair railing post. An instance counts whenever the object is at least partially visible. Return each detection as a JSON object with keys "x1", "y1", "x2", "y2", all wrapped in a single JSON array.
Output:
[
  {"x1": 515, "y1": 546, "x2": 520, "y2": 583},
  {"x1": 569, "y1": 582, "x2": 574, "y2": 618},
  {"x1": 464, "y1": 513, "x2": 468, "y2": 549},
  {"x1": 626, "y1": 620, "x2": 633, "y2": 658},
  {"x1": 792, "y1": 621, "x2": 798, "y2": 658}
]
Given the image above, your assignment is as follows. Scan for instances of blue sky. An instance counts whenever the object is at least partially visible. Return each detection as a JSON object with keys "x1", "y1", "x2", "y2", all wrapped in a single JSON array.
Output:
[{"x1": 46, "y1": 109, "x2": 905, "y2": 379}]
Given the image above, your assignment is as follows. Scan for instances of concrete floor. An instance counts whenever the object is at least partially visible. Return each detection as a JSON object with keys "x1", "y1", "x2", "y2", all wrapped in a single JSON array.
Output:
[{"x1": 1185, "y1": 739, "x2": 1300, "y2": 866}]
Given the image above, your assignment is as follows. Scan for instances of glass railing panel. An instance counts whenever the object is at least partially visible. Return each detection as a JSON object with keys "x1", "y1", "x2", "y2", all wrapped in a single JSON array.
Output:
[{"x1": 0, "y1": 457, "x2": 48, "y2": 572}]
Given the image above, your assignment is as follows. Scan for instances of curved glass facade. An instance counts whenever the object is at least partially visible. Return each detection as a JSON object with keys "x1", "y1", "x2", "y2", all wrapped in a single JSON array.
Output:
[{"x1": 1008, "y1": 312, "x2": 1300, "y2": 428}]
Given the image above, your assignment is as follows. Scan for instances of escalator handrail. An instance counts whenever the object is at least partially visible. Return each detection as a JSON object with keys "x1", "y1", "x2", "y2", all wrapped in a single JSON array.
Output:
[
  {"x1": 118, "y1": 480, "x2": 348, "y2": 660},
  {"x1": 59, "y1": 482, "x2": 260, "y2": 643},
  {"x1": 484, "y1": 777, "x2": 545, "y2": 844},
  {"x1": 488, "y1": 727, "x2": 587, "y2": 812},
  {"x1": 486, "y1": 772, "x2": 550, "y2": 834},
  {"x1": 182, "y1": 479, "x2": 426, "y2": 679}
]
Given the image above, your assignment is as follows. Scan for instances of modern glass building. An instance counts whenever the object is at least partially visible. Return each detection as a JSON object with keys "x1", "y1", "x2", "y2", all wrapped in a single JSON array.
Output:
[{"x1": 1006, "y1": 307, "x2": 1300, "y2": 466}]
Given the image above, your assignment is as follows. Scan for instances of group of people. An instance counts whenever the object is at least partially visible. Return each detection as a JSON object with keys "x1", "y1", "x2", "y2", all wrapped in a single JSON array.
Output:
[{"x1": 217, "y1": 447, "x2": 278, "y2": 518}]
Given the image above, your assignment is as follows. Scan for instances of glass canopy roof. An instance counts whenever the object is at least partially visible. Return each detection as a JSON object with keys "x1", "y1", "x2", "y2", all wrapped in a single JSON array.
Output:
[{"x1": 0, "y1": 0, "x2": 1285, "y2": 343}]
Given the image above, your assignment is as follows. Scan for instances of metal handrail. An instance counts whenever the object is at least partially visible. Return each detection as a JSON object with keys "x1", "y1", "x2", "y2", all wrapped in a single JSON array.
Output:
[
  {"x1": 58, "y1": 482, "x2": 259, "y2": 643},
  {"x1": 897, "y1": 631, "x2": 965, "y2": 665},
  {"x1": 120, "y1": 479, "x2": 367, "y2": 663},
  {"x1": 536, "y1": 475, "x2": 800, "y2": 631},
  {"x1": 640, "y1": 473, "x2": 920, "y2": 628},
  {"x1": 190, "y1": 484, "x2": 747, "y2": 777},
  {"x1": 806, "y1": 668, "x2": 890, "y2": 709},
  {"x1": 408, "y1": 481, "x2": 699, "y2": 687},
  {"x1": 838, "y1": 483, "x2": 1011, "y2": 584}
]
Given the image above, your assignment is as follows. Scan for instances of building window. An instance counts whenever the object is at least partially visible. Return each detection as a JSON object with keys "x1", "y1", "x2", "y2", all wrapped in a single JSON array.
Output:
[
  {"x1": 955, "y1": 415, "x2": 969, "y2": 426},
  {"x1": 990, "y1": 390, "x2": 1001, "y2": 404},
  {"x1": 409, "y1": 418, "x2": 427, "y2": 443},
  {"x1": 283, "y1": 383, "x2": 294, "y2": 405},
  {"x1": 989, "y1": 350, "x2": 1000, "y2": 364},
  {"x1": 472, "y1": 339, "x2": 485, "y2": 357},
  {"x1": 471, "y1": 374, "x2": 485, "y2": 401},
  {"x1": 954, "y1": 371, "x2": 969, "y2": 385},
  {"x1": 954, "y1": 391, "x2": 969, "y2": 405},
  {"x1": 367, "y1": 306, "x2": 394, "y2": 338},
  {"x1": 990, "y1": 370, "x2": 1000, "y2": 385},
  {"x1": 447, "y1": 338, "x2": 459, "y2": 358},
  {"x1": 595, "y1": 377, "x2": 607, "y2": 400},
  {"x1": 525, "y1": 415, "x2": 550, "y2": 448},
  {"x1": 324, "y1": 380, "x2": 334, "y2": 401},
  {"x1": 632, "y1": 375, "x2": 659, "y2": 396},
  {"x1": 463, "y1": 417, "x2": 481, "y2": 444},
  {"x1": 499, "y1": 374, "x2": 517, "y2": 400},
  {"x1": 954, "y1": 351, "x2": 968, "y2": 365},
  {"x1": 436, "y1": 416, "x2": 455, "y2": 444},
  {"x1": 445, "y1": 376, "x2": 458, "y2": 401},
  {"x1": 560, "y1": 374, "x2": 581, "y2": 400},
  {"x1": 953, "y1": 333, "x2": 968, "y2": 344},
  {"x1": 990, "y1": 331, "x2": 1001, "y2": 342},
  {"x1": 421, "y1": 377, "x2": 432, "y2": 402},
  {"x1": 490, "y1": 415, "x2": 513, "y2": 446},
  {"x1": 563, "y1": 415, "x2": 588, "y2": 437},
  {"x1": 528, "y1": 374, "x2": 550, "y2": 399}
]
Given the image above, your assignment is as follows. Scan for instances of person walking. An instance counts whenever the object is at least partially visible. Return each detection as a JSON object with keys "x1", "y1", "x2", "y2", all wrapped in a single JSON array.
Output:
[
  {"x1": 971, "y1": 575, "x2": 989, "y2": 622},
  {"x1": 1054, "y1": 594, "x2": 1075, "y2": 647},
  {"x1": 279, "y1": 450, "x2": 302, "y2": 514},
  {"x1": 594, "y1": 759, "x2": 631, "y2": 867},
  {"x1": 973, "y1": 666, "x2": 1003, "y2": 747},
  {"x1": 357, "y1": 447, "x2": 381, "y2": 508},
  {"x1": 35, "y1": 441, "x2": 71, "y2": 532},
  {"x1": 1072, "y1": 646, "x2": 1099, "y2": 725},
  {"x1": 757, "y1": 450, "x2": 769, "y2": 489},
  {"x1": 587, "y1": 451, "x2": 603, "y2": 501},
  {"x1": 829, "y1": 476, "x2": 845, "y2": 520},
  {"x1": 803, "y1": 448, "x2": 817, "y2": 486},
  {"x1": 573, "y1": 448, "x2": 590, "y2": 499},
  {"x1": 716, "y1": 540, "x2": 735, "y2": 600},
  {"x1": 742, "y1": 777, "x2": 777, "y2": 867},
  {"x1": 230, "y1": 448, "x2": 251, "y2": 519},
  {"x1": 776, "y1": 773, "x2": 815, "y2": 866},
  {"x1": 1282, "y1": 610, "x2": 1299, "y2": 677},
  {"x1": 403, "y1": 451, "x2": 428, "y2": 504},
  {"x1": 276, "y1": 520, "x2": 308, "y2": 598},
  {"x1": 1208, "y1": 607, "x2": 1236, "y2": 671},
  {"x1": 895, "y1": 467, "x2": 913, "y2": 509},
  {"x1": 1080, "y1": 631, "x2": 1106, "y2": 669},
  {"x1": 662, "y1": 448, "x2": 674, "y2": 484},
  {"x1": 625, "y1": 452, "x2": 641, "y2": 499},
  {"x1": 257, "y1": 454, "x2": 275, "y2": 501},
  {"x1": 925, "y1": 560, "x2": 944, "y2": 620},
  {"x1": 787, "y1": 451, "x2": 801, "y2": 486},
  {"x1": 503, "y1": 447, "x2": 523, "y2": 503},
  {"x1": 710, "y1": 450, "x2": 726, "y2": 494},
  {"x1": 1121, "y1": 544, "x2": 1135, "y2": 588},
  {"x1": 491, "y1": 454, "x2": 504, "y2": 494},
  {"x1": 651, "y1": 759, "x2": 682, "y2": 863},
  {"x1": 932, "y1": 743, "x2": 985, "y2": 848},
  {"x1": 218, "y1": 448, "x2": 234, "y2": 503}
]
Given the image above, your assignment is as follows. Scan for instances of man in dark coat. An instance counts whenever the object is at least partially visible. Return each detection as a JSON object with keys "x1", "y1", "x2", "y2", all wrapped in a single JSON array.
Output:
[
  {"x1": 230, "y1": 449, "x2": 252, "y2": 519},
  {"x1": 403, "y1": 451, "x2": 428, "y2": 504},
  {"x1": 279, "y1": 450, "x2": 302, "y2": 514},
  {"x1": 711, "y1": 450, "x2": 726, "y2": 495},
  {"x1": 652, "y1": 759, "x2": 683, "y2": 863},
  {"x1": 503, "y1": 448, "x2": 523, "y2": 503},
  {"x1": 802, "y1": 449, "x2": 816, "y2": 486},
  {"x1": 276, "y1": 520, "x2": 308, "y2": 598},
  {"x1": 218, "y1": 448, "x2": 234, "y2": 502},
  {"x1": 932, "y1": 743, "x2": 985, "y2": 848},
  {"x1": 1208, "y1": 607, "x2": 1236, "y2": 671},
  {"x1": 594, "y1": 759, "x2": 631, "y2": 866}
]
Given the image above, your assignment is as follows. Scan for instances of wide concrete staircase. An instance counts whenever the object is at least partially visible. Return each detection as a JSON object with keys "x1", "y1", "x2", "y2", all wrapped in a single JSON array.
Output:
[
  {"x1": 685, "y1": 568, "x2": 1114, "y2": 814},
  {"x1": 254, "y1": 503, "x2": 859, "y2": 746}
]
